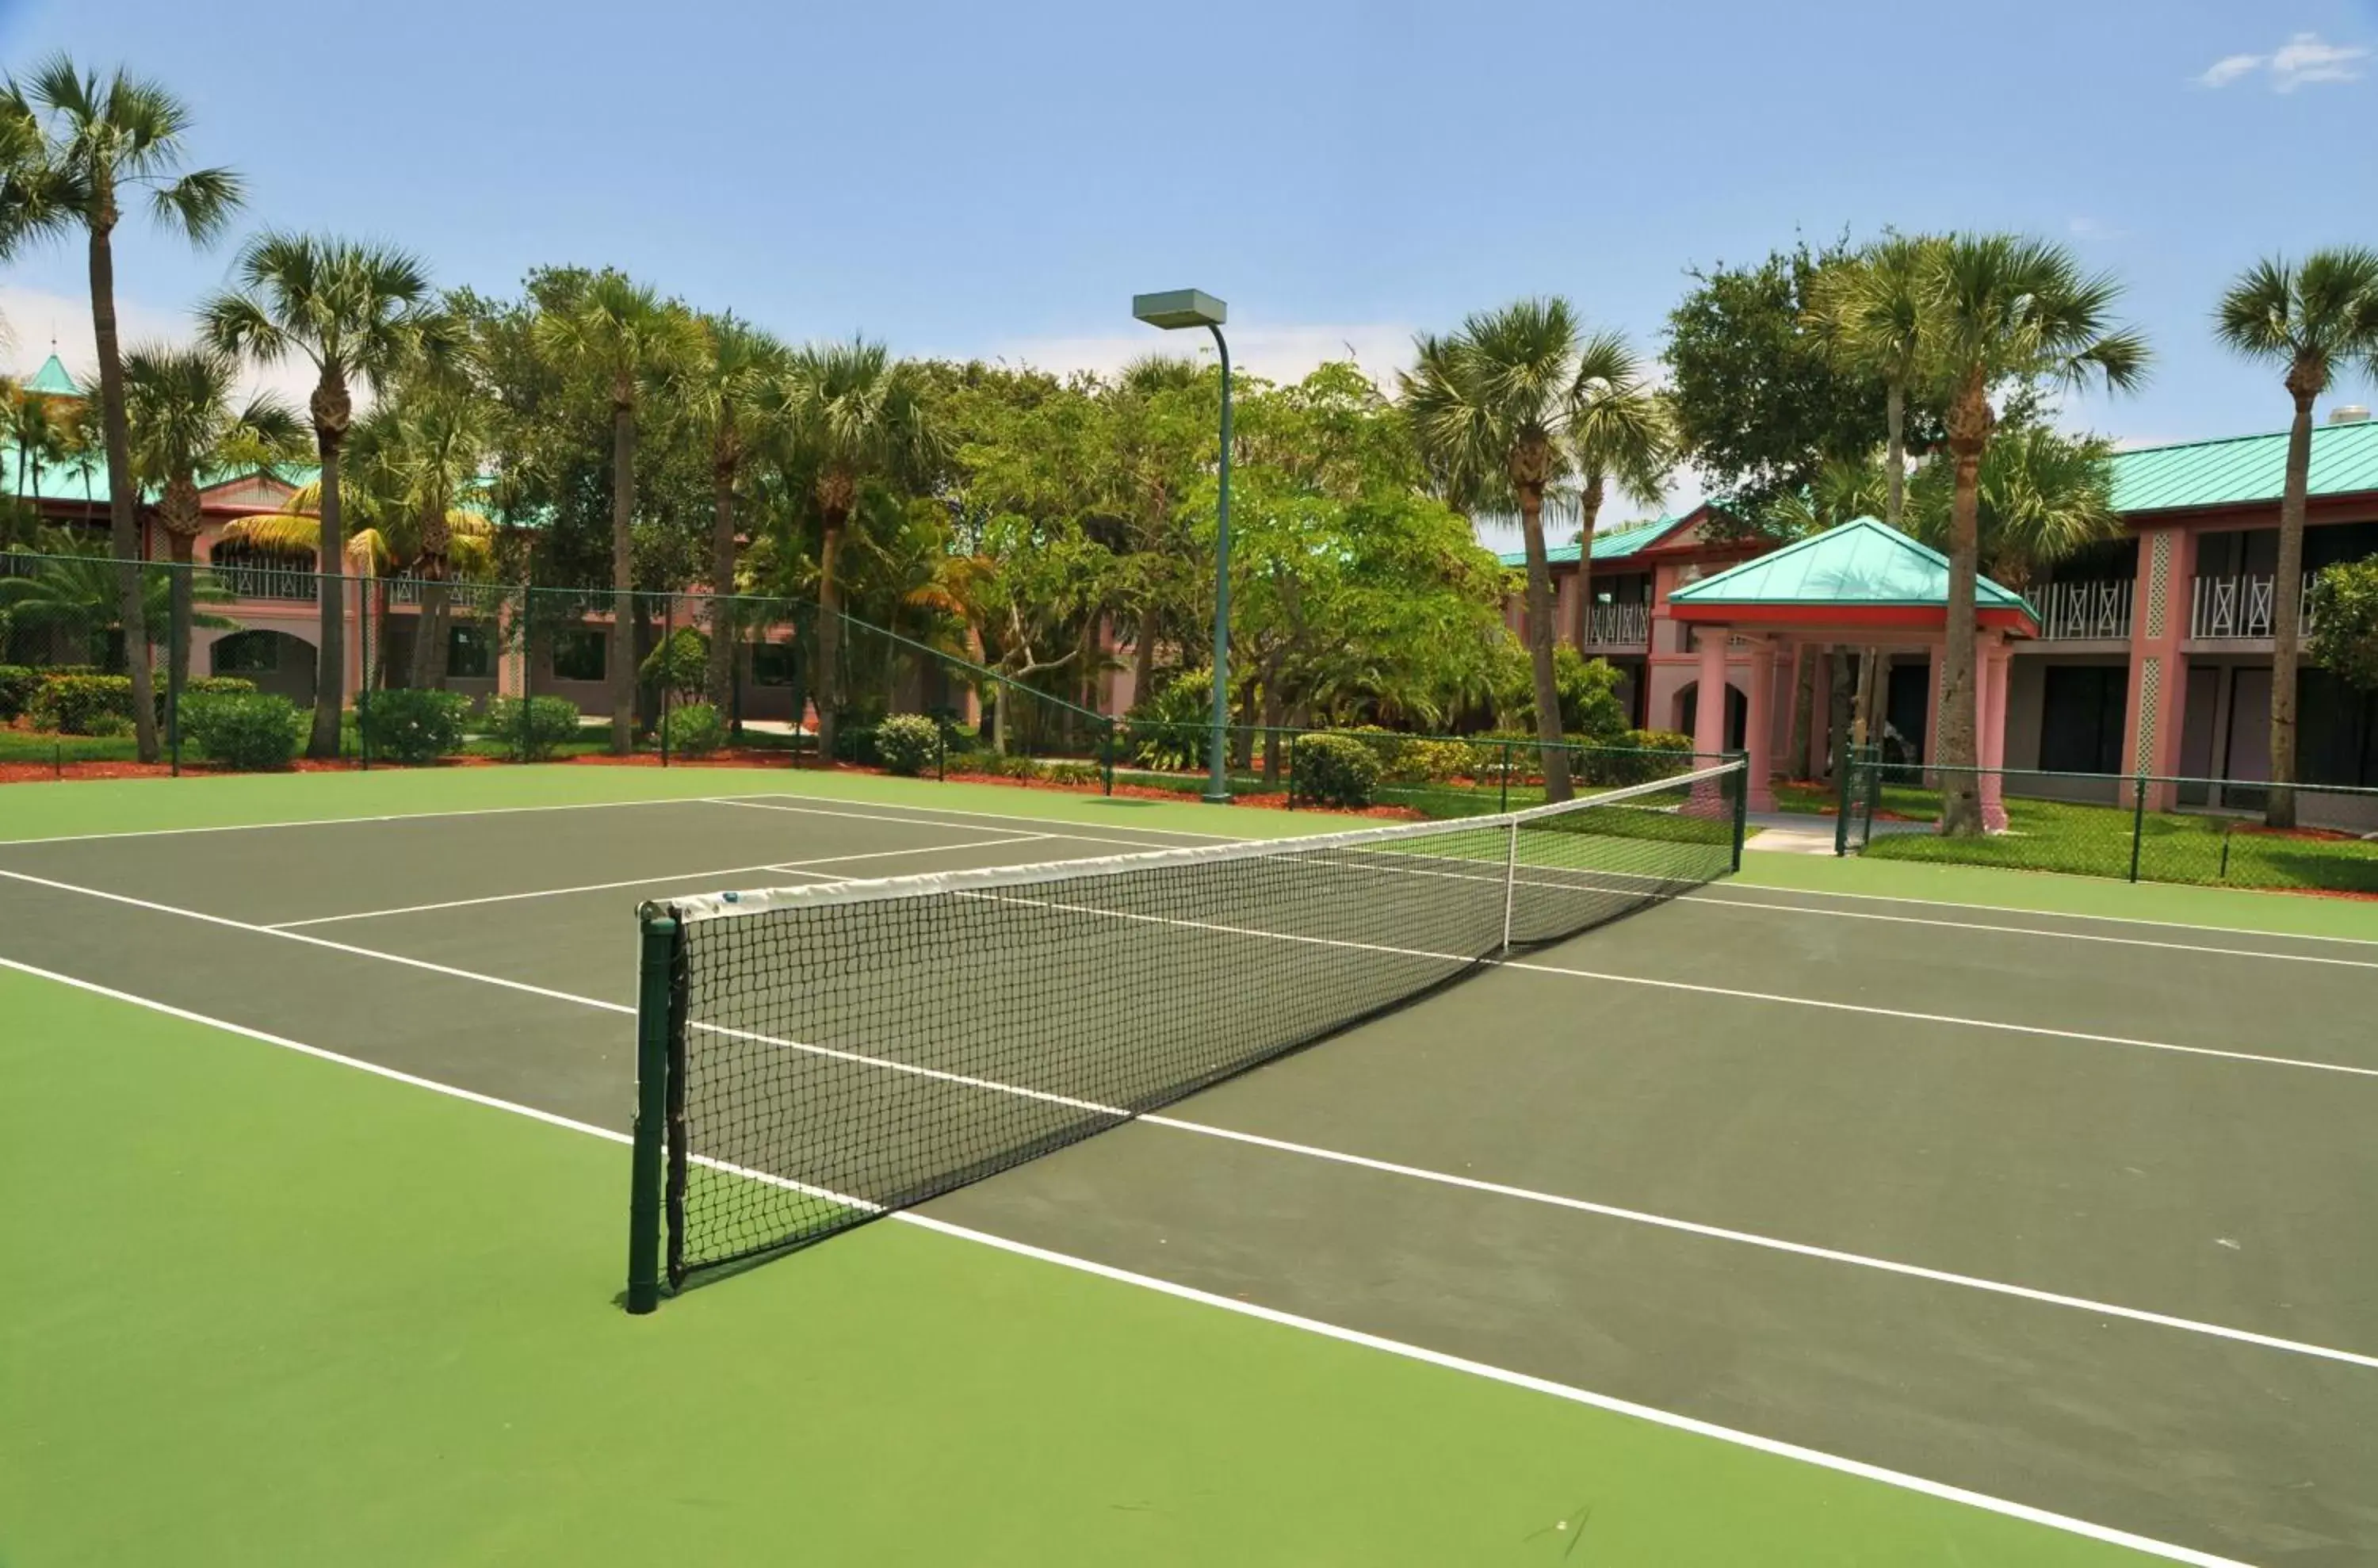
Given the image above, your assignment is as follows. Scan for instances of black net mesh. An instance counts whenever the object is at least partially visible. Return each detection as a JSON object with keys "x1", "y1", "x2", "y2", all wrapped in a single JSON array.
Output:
[{"x1": 652, "y1": 760, "x2": 1745, "y2": 1286}]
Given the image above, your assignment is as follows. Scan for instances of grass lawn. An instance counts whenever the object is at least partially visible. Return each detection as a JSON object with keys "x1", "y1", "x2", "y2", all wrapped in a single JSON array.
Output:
[
  {"x1": 1770, "y1": 775, "x2": 2378, "y2": 895},
  {"x1": 0, "y1": 964, "x2": 2184, "y2": 1566}
]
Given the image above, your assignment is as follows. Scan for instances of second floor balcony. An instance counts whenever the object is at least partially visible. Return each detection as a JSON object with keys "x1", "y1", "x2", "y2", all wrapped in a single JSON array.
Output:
[
  {"x1": 2190, "y1": 573, "x2": 2319, "y2": 641},
  {"x1": 1581, "y1": 600, "x2": 1650, "y2": 648},
  {"x1": 2029, "y1": 578, "x2": 2132, "y2": 641}
]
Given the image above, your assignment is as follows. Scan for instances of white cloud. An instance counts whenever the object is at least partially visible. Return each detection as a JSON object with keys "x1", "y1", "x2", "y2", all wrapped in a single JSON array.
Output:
[
  {"x1": 2196, "y1": 33, "x2": 2368, "y2": 91},
  {"x1": 2066, "y1": 215, "x2": 2125, "y2": 239},
  {"x1": 983, "y1": 319, "x2": 1420, "y2": 391},
  {"x1": 0, "y1": 282, "x2": 324, "y2": 414}
]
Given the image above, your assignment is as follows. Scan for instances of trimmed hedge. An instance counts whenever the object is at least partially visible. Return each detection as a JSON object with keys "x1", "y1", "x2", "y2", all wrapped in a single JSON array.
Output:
[
  {"x1": 664, "y1": 701, "x2": 726, "y2": 758},
  {"x1": 874, "y1": 713, "x2": 940, "y2": 776},
  {"x1": 20, "y1": 671, "x2": 257, "y2": 735},
  {"x1": 1294, "y1": 732, "x2": 1381, "y2": 809},
  {"x1": 182, "y1": 692, "x2": 303, "y2": 771},
  {"x1": 364, "y1": 688, "x2": 470, "y2": 765},
  {"x1": 485, "y1": 696, "x2": 587, "y2": 760},
  {"x1": 0, "y1": 665, "x2": 40, "y2": 721}
]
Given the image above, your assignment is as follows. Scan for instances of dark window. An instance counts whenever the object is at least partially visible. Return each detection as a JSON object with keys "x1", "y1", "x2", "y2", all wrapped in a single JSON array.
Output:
[
  {"x1": 212, "y1": 630, "x2": 280, "y2": 674},
  {"x1": 553, "y1": 629, "x2": 606, "y2": 682},
  {"x1": 751, "y1": 643, "x2": 797, "y2": 687},
  {"x1": 2037, "y1": 665, "x2": 2127, "y2": 774},
  {"x1": 2299, "y1": 668, "x2": 2378, "y2": 788},
  {"x1": 446, "y1": 625, "x2": 492, "y2": 679}
]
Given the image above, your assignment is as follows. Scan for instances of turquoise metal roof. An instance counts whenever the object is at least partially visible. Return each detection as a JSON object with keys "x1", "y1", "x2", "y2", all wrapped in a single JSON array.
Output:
[
  {"x1": 1496, "y1": 513, "x2": 1680, "y2": 569},
  {"x1": 2108, "y1": 419, "x2": 2378, "y2": 513},
  {"x1": 24, "y1": 354, "x2": 80, "y2": 397},
  {"x1": 1669, "y1": 516, "x2": 2029, "y2": 610}
]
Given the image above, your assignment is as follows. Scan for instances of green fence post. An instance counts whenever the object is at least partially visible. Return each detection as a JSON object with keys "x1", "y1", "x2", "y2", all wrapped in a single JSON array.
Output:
[
  {"x1": 357, "y1": 578, "x2": 372, "y2": 772},
  {"x1": 937, "y1": 722, "x2": 948, "y2": 782},
  {"x1": 2128, "y1": 774, "x2": 2147, "y2": 883},
  {"x1": 167, "y1": 563, "x2": 185, "y2": 778},
  {"x1": 1833, "y1": 732, "x2": 1852, "y2": 856},
  {"x1": 1499, "y1": 741, "x2": 1512, "y2": 813},
  {"x1": 2219, "y1": 820, "x2": 2235, "y2": 882},
  {"x1": 626, "y1": 907, "x2": 678, "y2": 1315},
  {"x1": 1100, "y1": 720, "x2": 1115, "y2": 797},
  {"x1": 658, "y1": 596, "x2": 674, "y2": 767}
]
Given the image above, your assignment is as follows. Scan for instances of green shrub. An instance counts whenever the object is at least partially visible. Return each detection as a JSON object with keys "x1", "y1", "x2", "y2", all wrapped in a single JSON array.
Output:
[
  {"x1": 182, "y1": 692, "x2": 302, "y2": 771},
  {"x1": 185, "y1": 675, "x2": 258, "y2": 701},
  {"x1": 972, "y1": 752, "x2": 1046, "y2": 782},
  {"x1": 874, "y1": 713, "x2": 941, "y2": 776},
  {"x1": 1402, "y1": 737, "x2": 1478, "y2": 782},
  {"x1": 665, "y1": 701, "x2": 726, "y2": 758},
  {"x1": 1125, "y1": 667, "x2": 1211, "y2": 771},
  {"x1": 29, "y1": 673, "x2": 134, "y2": 735},
  {"x1": 1294, "y1": 732, "x2": 1381, "y2": 809},
  {"x1": 1044, "y1": 759, "x2": 1103, "y2": 787},
  {"x1": 364, "y1": 687, "x2": 470, "y2": 764},
  {"x1": 1579, "y1": 729, "x2": 1696, "y2": 786},
  {"x1": 640, "y1": 625, "x2": 709, "y2": 702},
  {"x1": 82, "y1": 712, "x2": 136, "y2": 738},
  {"x1": 0, "y1": 664, "x2": 40, "y2": 721},
  {"x1": 1509, "y1": 648, "x2": 1630, "y2": 740},
  {"x1": 485, "y1": 695, "x2": 587, "y2": 760}
]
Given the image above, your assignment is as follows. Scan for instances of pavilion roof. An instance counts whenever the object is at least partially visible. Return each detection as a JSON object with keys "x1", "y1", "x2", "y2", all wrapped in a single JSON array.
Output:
[{"x1": 1668, "y1": 516, "x2": 2032, "y2": 618}]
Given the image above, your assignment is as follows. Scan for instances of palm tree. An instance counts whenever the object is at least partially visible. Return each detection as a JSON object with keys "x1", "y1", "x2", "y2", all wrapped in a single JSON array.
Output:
[
  {"x1": 0, "y1": 535, "x2": 234, "y2": 671},
  {"x1": 200, "y1": 232, "x2": 443, "y2": 756},
  {"x1": 1566, "y1": 331, "x2": 1671, "y2": 653},
  {"x1": 766, "y1": 340, "x2": 944, "y2": 760},
  {"x1": 2214, "y1": 250, "x2": 2378, "y2": 828},
  {"x1": 531, "y1": 273, "x2": 696, "y2": 752},
  {"x1": 1906, "y1": 425, "x2": 2120, "y2": 594},
  {"x1": 1918, "y1": 235, "x2": 2148, "y2": 835},
  {"x1": 675, "y1": 312, "x2": 783, "y2": 707},
  {"x1": 121, "y1": 343, "x2": 305, "y2": 703},
  {"x1": 1812, "y1": 234, "x2": 1942, "y2": 741},
  {"x1": 0, "y1": 55, "x2": 243, "y2": 762},
  {"x1": 1402, "y1": 297, "x2": 1611, "y2": 802}
]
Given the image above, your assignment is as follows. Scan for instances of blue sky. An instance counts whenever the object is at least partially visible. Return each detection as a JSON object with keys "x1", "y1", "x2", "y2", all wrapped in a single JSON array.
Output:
[{"x1": 6, "y1": 0, "x2": 2377, "y2": 521}]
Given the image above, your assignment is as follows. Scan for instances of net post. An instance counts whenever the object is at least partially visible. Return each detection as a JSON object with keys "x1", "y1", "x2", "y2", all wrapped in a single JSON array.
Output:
[
  {"x1": 626, "y1": 904, "x2": 679, "y2": 1314},
  {"x1": 1726, "y1": 750, "x2": 1748, "y2": 873},
  {"x1": 1500, "y1": 815, "x2": 1520, "y2": 952},
  {"x1": 2128, "y1": 773, "x2": 2147, "y2": 883}
]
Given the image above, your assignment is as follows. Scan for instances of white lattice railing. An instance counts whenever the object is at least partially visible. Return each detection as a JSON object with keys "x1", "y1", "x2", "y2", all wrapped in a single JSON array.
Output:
[
  {"x1": 1582, "y1": 601, "x2": 1650, "y2": 646},
  {"x1": 207, "y1": 560, "x2": 319, "y2": 602},
  {"x1": 2189, "y1": 574, "x2": 2319, "y2": 641},
  {"x1": 2028, "y1": 579, "x2": 2132, "y2": 641}
]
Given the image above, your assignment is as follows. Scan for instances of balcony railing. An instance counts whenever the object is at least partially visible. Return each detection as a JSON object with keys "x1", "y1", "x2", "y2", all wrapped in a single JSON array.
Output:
[
  {"x1": 1581, "y1": 601, "x2": 1650, "y2": 647},
  {"x1": 207, "y1": 560, "x2": 319, "y2": 602},
  {"x1": 2028, "y1": 578, "x2": 2131, "y2": 641},
  {"x1": 2189, "y1": 573, "x2": 2318, "y2": 641}
]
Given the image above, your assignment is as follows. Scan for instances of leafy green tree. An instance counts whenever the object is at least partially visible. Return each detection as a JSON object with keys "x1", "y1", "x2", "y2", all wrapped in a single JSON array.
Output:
[
  {"x1": 530, "y1": 271, "x2": 698, "y2": 751},
  {"x1": 201, "y1": 232, "x2": 446, "y2": 755},
  {"x1": 1404, "y1": 298, "x2": 1616, "y2": 801},
  {"x1": 2308, "y1": 557, "x2": 2378, "y2": 694},
  {"x1": 1920, "y1": 235, "x2": 2147, "y2": 835},
  {"x1": 0, "y1": 536, "x2": 234, "y2": 670},
  {"x1": 1665, "y1": 239, "x2": 1933, "y2": 526},
  {"x1": 2215, "y1": 249, "x2": 2378, "y2": 827},
  {"x1": 1564, "y1": 331, "x2": 1672, "y2": 648},
  {"x1": 0, "y1": 54, "x2": 243, "y2": 761},
  {"x1": 764, "y1": 340, "x2": 944, "y2": 759},
  {"x1": 121, "y1": 344, "x2": 305, "y2": 698}
]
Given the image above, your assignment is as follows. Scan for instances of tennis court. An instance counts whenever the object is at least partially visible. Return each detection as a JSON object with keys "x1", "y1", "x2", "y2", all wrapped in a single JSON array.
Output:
[{"x1": 5, "y1": 767, "x2": 2375, "y2": 1566}]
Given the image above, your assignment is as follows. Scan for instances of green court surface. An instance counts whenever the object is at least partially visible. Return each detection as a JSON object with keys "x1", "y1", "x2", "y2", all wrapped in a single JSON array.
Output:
[{"x1": 6, "y1": 764, "x2": 2372, "y2": 1566}]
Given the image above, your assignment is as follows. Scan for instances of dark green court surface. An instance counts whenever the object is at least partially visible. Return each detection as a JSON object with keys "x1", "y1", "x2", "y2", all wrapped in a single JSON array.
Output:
[{"x1": 5, "y1": 767, "x2": 2372, "y2": 1566}]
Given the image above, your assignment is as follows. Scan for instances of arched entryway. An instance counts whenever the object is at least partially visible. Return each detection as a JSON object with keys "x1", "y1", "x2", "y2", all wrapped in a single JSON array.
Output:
[
  {"x1": 208, "y1": 629, "x2": 318, "y2": 707},
  {"x1": 1675, "y1": 679, "x2": 1747, "y2": 751}
]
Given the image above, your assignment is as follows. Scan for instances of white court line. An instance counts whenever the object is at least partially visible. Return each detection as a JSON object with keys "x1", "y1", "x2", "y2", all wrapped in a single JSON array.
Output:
[
  {"x1": 0, "y1": 955, "x2": 2254, "y2": 1568},
  {"x1": 704, "y1": 794, "x2": 1239, "y2": 852},
  {"x1": 1707, "y1": 880, "x2": 2378, "y2": 948},
  {"x1": 1678, "y1": 891, "x2": 2378, "y2": 970},
  {"x1": 0, "y1": 793, "x2": 709, "y2": 848},
  {"x1": 6, "y1": 862, "x2": 2373, "y2": 1376},
  {"x1": 264, "y1": 834, "x2": 1052, "y2": 929}
]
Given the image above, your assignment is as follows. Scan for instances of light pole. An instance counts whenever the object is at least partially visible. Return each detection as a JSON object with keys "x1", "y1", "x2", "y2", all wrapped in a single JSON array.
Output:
[{"x1": 1132, "y1": 288, "x2": 1233, "y2": 805}]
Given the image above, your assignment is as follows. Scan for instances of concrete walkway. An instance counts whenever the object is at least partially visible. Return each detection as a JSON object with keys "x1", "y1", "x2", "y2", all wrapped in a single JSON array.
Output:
[{"x1": 1745, "y1": 811, "x2": 1930, "y2": 855}]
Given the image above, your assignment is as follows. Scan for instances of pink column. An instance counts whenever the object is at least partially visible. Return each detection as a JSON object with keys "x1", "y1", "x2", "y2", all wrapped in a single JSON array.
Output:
[
  {"x1": 1806, "y1": 644, "x2": 1832, "y2": 778},
  {"x1": 1978, "y1": 633, "x2": 2009, "y2": 832},
  {"x1": 1688, "y1": 626, "x2": 1730, "y2": 815},
  {"x1": 1744, "y1": 637, "x2": 1776, "y2": 811}
]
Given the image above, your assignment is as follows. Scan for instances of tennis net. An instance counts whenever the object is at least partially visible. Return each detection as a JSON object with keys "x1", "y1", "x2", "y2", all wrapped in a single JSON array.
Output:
[{"x1": 625, "y1": 758, "x2": 1746, "y2": 1306}]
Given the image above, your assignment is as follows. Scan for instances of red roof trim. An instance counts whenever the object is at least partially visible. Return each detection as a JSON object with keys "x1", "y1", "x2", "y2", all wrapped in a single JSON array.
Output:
[{"x1": 1669, "y1": 602, "x2": 2038, "y2": 634}]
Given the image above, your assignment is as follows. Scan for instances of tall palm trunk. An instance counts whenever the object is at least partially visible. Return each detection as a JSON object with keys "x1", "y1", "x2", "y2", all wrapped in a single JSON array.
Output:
[
  {"x1": 1938, "y1": 377, "x2": 1990, "y2": 836},
  {"x1": 309, "y1": 386, "x2": 349, "y2": 760},
  {"x1": 1854, "y1": 382, "x2": 1910, "y2": 749},
  {"x1": 2268, "y1": 369, "x2": 2320, "y2": 829},
  {"x1": 161, "y1": 473, "x2": 203, "y2": 725},
  {"x1": 705, "y1": 426, "x2": 738, "y2": 710},
  {"x1": 408, "y1": 497, "x2": 452, "y2": 691},
  {"x1": 608, "y1": 398, "x2": 637, "y2": 755},
  {"x1": 87, "y1": 198, "x2": 159, "y2": 762},
  {"x1": 1516, "y1": 476, "x2": 1572, "y2": 803},
  {"x1": 1573, "y1": 476, "x2": 1603, "y2": 652},
  {"x1": 814, "y1": 508, "x2": 845, "y2": 759}
]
